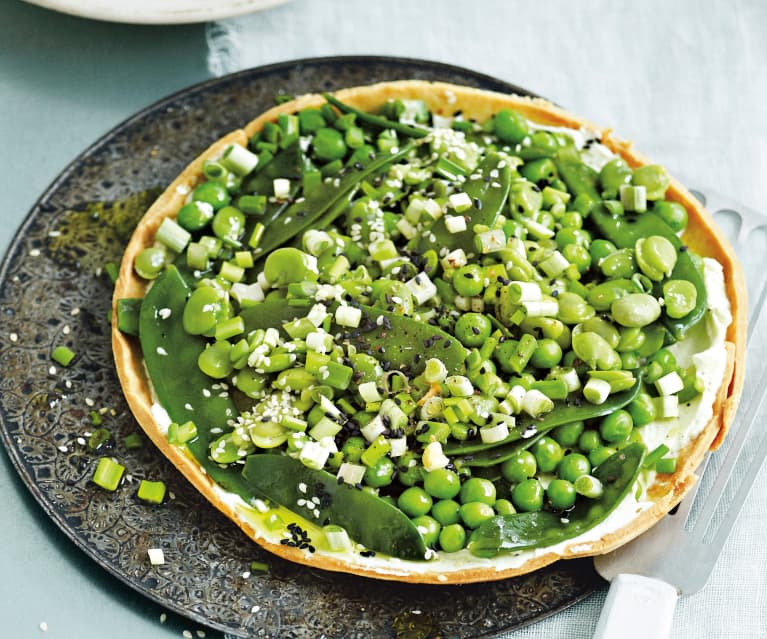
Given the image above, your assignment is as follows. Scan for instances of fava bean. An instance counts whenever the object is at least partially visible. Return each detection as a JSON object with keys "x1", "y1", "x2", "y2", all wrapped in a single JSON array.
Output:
[{"x1": 611, "y1": 293, "x2": 662, "y2": 328}]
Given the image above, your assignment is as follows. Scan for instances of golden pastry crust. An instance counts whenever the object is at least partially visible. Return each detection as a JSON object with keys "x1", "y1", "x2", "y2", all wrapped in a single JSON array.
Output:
[{"x1": 112, "y1": 81, "x2": 746, "y2": 584}]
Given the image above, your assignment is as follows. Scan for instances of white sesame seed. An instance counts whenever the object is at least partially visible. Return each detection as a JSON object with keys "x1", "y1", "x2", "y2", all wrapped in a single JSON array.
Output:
[
  {"x1": 29, "y1": 248, "x2": 41, "y2": 257},
  {"x1": 242, "y1": 571, "x2": 251, "y2": 579},
  {"x1": 183, "y1": 631, "x2": 193, "y2": 639},
  {"x1": 39, "y1": 621, "x2": 48, "y2": 632},
  {"x1": 196, "y1": 632, "x2": 206, "y2": 638},
  {"x1": 48, "y1": 365, "x2": 56, "y2": 375},
  {"x1": 58, "y1": 445, "x2": 68, "y2": 453},
  {"x1": 160, "y1": 613, "x2": 167, "y2": 624},
  {"x1": 156, "y1": 347, "x2": 168, "y2": 356},
  {"x1": 251, "y1": 605, "x2": 260, "y2": 613},
  {"x1": 76, "y1": 437, "x2": 86, "y2": 446},
  {"x1": 70, "y1": 308, "x2": 80, "y2": 316},
  {"x1": 85, "y1": 397, "x2": 95, "y2": 407},
  {"x1": 9, "y1": 332, "x2": 18, "y2": 342}
]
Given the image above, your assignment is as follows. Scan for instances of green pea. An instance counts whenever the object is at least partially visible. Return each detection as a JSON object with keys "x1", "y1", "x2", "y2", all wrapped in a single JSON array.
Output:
[
  {"x1": 431, "y1": 499, "x2": 461, "y2": 526},
  {"x1": 589, "y1": 238, "x2": 618, "y2": 264},
  {"x1": 557, "y1": 291, "x2": 596, "y2": 325},
  {"x1": 134, "y1": 247, "x2": 166, "y2": 280},
  {"x1": 423, "y1": 468, "x2": 462, "y2": 500},
  {"x1": 177, "y1": 201, "x2": 214, "y2": 232},
  {"x1": 494, "y1": 109, "x2": 529, "y2": 144},
  {"x1": 398, "y1": 486, "x2": 433, "y2": 517},
  {"x1": 454, "y1": 313, "x2": 492, "y2": 348},
  {"x1": 453, "y1": 263, "x2": 484, "y2": 297},
  {"x1": 396, "y1": 451, "x2": 424, "y2": 486},
  {"x1": 547, "y1": 479, "x2": 577, "y2": 510},
  {"x1": 632, "y1": 164, "x2": 670, "y2": 200},
  {"x1": 650, "y1": 348, "x2": 677, "y2": 375},
  {"x1": 459, "y1": 477, "x2": 496, "y2": 506},
  {"x1": 634, "y1": 235, "x2": 677, "y2": 281},
  {"x1": 621, "y1": 351, "x2": 641, "y2": 370},
  {"x1": 555, "y1": 227, "x2": 591, "y2": 249},
  {"x1": 297, "y1": 108, "x2": 326, "y2": 134},
  {"x1": 578, "y1": 429, "x2": 603, "y2": 453},
  {"x1": 527, "y1": 131, "x2": 559, "y2": 157},
  {"x1": 663, "y1": 279, "x2": 698, "y2": 318},
  {"x1": 532, "y1": 436, "x2": 564, "y2": 473},
  {"x1": 557, "y1": 453, "x2": 591, "y2": 484},
  {"x1": 520, "y1": 158, "x2": 557, "y2": 185},
  {"x1": 511, "y1": 478, "x2": 544, "y2": 512},
  {"x1": 600, "y1": 248, "x2": 636, "y2": 279},
  {"x1": 599, "y1": 157, "x2": 633, "y2": 198},
  {"x1": 312, "y1": 127, "x2": 347, "y2": 162},
  {"x1": 211, "y1": 206, "x2": 246, "y2": 244},
  {"x1": 341, "y1": 436, "x2": 367, "y2": 463},
  {"x1": 183, "y1": 285, "x2": 229, "y2": 336},
  {"x1": 198, "y1": 340, "x2": 233, "y2": 379},
  {"x1": 589, "y1": 446, "x2": 617, "y2": 468},
  {"x1": 460, "y1": 501, "x2": 496, "y2": 529},
  {"x1": 563, "y1": 243, "x2": 592, "y2": 273},
  {"x1": 611, "y1": 293, "x2": 662, "y2": 328},
  {"x1": 560, "y1": 211, "x2": 583, "y2": 229},
  {"x1": 192, "y1": 181, "x2": 230, "y2": 210},
  {"x1": 412, "y1": 515, "x2": 441, "y2": 548},
  {"x1": 494, "y1": 498, "x2": 516, "y2": 516},
  {"x1": 364, "y1": 456, "x2": 395, "y2": 488},
  {"x1": 552, "y1": 421, "x2": 585, "y2": 448},
  {"x1": 653, "y1": 200, "x2": 688, "y2": 233},
  {"x1": 628, "y1": 393, "x2": 656, "y2": 426},
  {"x1": 501, "y1": 450, "x2": 537, "y2": 483},
  {"x1": 530, "y1": 338, "x2": 563, "y2": 369},
  {"x1": 438, "y1": 523, "x2": 467, "y2": 553},
  {"x1": 599, "y1": 409, "x2": 634, "y2": 443}
]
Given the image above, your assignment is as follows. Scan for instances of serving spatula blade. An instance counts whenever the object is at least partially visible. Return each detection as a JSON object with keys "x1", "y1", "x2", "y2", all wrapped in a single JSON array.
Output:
[{"x1": 592, "y1": 189, "x2": 767, "y2": 639}]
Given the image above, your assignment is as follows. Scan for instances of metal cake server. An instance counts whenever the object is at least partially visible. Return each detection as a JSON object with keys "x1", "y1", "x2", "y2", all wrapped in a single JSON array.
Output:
[{"x1": 592, "y1": 188, "x2": 767, "y2": 639}]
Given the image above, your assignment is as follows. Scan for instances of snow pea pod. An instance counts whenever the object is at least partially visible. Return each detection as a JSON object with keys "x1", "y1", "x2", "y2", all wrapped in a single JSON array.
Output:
[
  {"x1": 417, "y1": 152, "x2": 512, "y2": 254},
  {"x1": 444, "y1": 375, "x2": 642, "y2": 464},
  {"x1": 253, "y1": 140, "x2": 420, "y2": 258},
  {"x1": 240, "y1": 300, "x2": 466, "y2": 376},
  {"x1": 589, "y1": 204, "x2": 707, "y2": 338},
  {"x1": 138, "y1": 265, "x2": 253, "y2": 498},
  {"x1": 322, "y1": 93, "x2": 430, "y2": 139},
  {"x1": 242, "y1": 453, "x2": 428, "y2": 560},
  {"x1": 468, "y1": 443, "x2": 645, "y2": 556}
]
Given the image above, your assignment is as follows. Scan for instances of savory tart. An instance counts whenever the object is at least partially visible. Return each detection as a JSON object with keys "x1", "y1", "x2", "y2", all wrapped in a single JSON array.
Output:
[{"x1": 112, "y1": 80, "x2": 745, "y2": 584}]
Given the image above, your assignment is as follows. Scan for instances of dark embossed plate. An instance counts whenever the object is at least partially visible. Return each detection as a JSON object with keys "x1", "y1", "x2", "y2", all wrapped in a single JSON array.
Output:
[{"x1": 0, "y1": 57, "x2": 601, "y2": 638}]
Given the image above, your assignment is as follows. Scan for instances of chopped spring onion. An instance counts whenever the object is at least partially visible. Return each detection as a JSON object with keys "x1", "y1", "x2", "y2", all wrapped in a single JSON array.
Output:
[
  {"x1": 137, "y1": 479, "x2": 167, "y2": 504},
  {"x1": 655, "y1": 371, "x2": 685, "y2": 396},
  {"x1": 583, "y1": 378, "x2": 611, "y2": 405},
  {"x1": 448, "y1": 192, "x2": 473, "y2": 213},
  {"x1": 575, "y1": 474, "x2": 604, "y2": 498},
  {"x1": 445, "y1": 375, "x2": 474, "y2": 397},
  {"x1": 123, "y1": 433, "x2": 144, "y2": 449},
  {"x1": 620, "y1": 184, "x2": 647, "y2": 212},
  {"x1": 405, "y1": 272, "x2": 437, "y2": 305},
  {"x1": 92, "y1": 457, "x2": 125, "y2": 491},
  {"x1": 655, "y1": 457, "x2": 678, "y2": 474},
  {"x1": 522, "y1": 299, "x2": 559, "y2": 318},
  {"x1": 423, "y1": 357, "x2": 448, "y2": 384},
  {"x1": 444, "y1": 215, "x2": 468, "y2": 233},
  {"x1": 538, "y1": 251, "x2": 570, "y2": 278},
  {"x1": 337, "y1": 462, "x2": 367, "y2": 486},
  {"x1": 360, "y1": 415, "x2": 386, "y2": 442},
  {"x1": 335, "y1": 305, "x2": 362, "y2": 328},
  {"x1": 51, "y1": 345, "x2": 76, "y2": 367},
  {"x1": 323, "y1": 524, "x2": 352, "y2": 552},
  {"x1": 480, "y1": 422, "x2": 510, "y2": 444},
  {"x1": 358, "y1": 381, "x2": 383, "y2": 404},
  {"x1": 273, "y1": 178, "x2": 291, "y2": 199},
  {"x1": 654, "y1": 395, "x2": 679, "y2": 418},
  {"x1": 475, "y1": 229, "x2": 506, "y2": 254},
  {"x1": 156, "y1": 217, "x2": 191, "y2": 253},
  {"x1": 508, "y1": 281, "x2": 542, "y2": 303},
  {"x1": 222, "y1": 143, "x2": 259, "y2": 175},
  {"x1": 299, "y1": 441, "x2": 331, "y2": 470},
  {"x1": 521, "y1": 389, "x2": 554, "y2": 418}
]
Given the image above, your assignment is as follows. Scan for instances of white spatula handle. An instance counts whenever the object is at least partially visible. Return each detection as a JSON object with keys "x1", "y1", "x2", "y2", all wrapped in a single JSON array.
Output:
[{"x1": 593, "y1": 573, "x2": 678, "y2": 639}]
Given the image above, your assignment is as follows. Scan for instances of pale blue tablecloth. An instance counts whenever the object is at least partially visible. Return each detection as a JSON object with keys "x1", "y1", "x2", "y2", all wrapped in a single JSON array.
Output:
[{"x1": 1, "y1": 1, "x2": 766, "y2": 637}]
